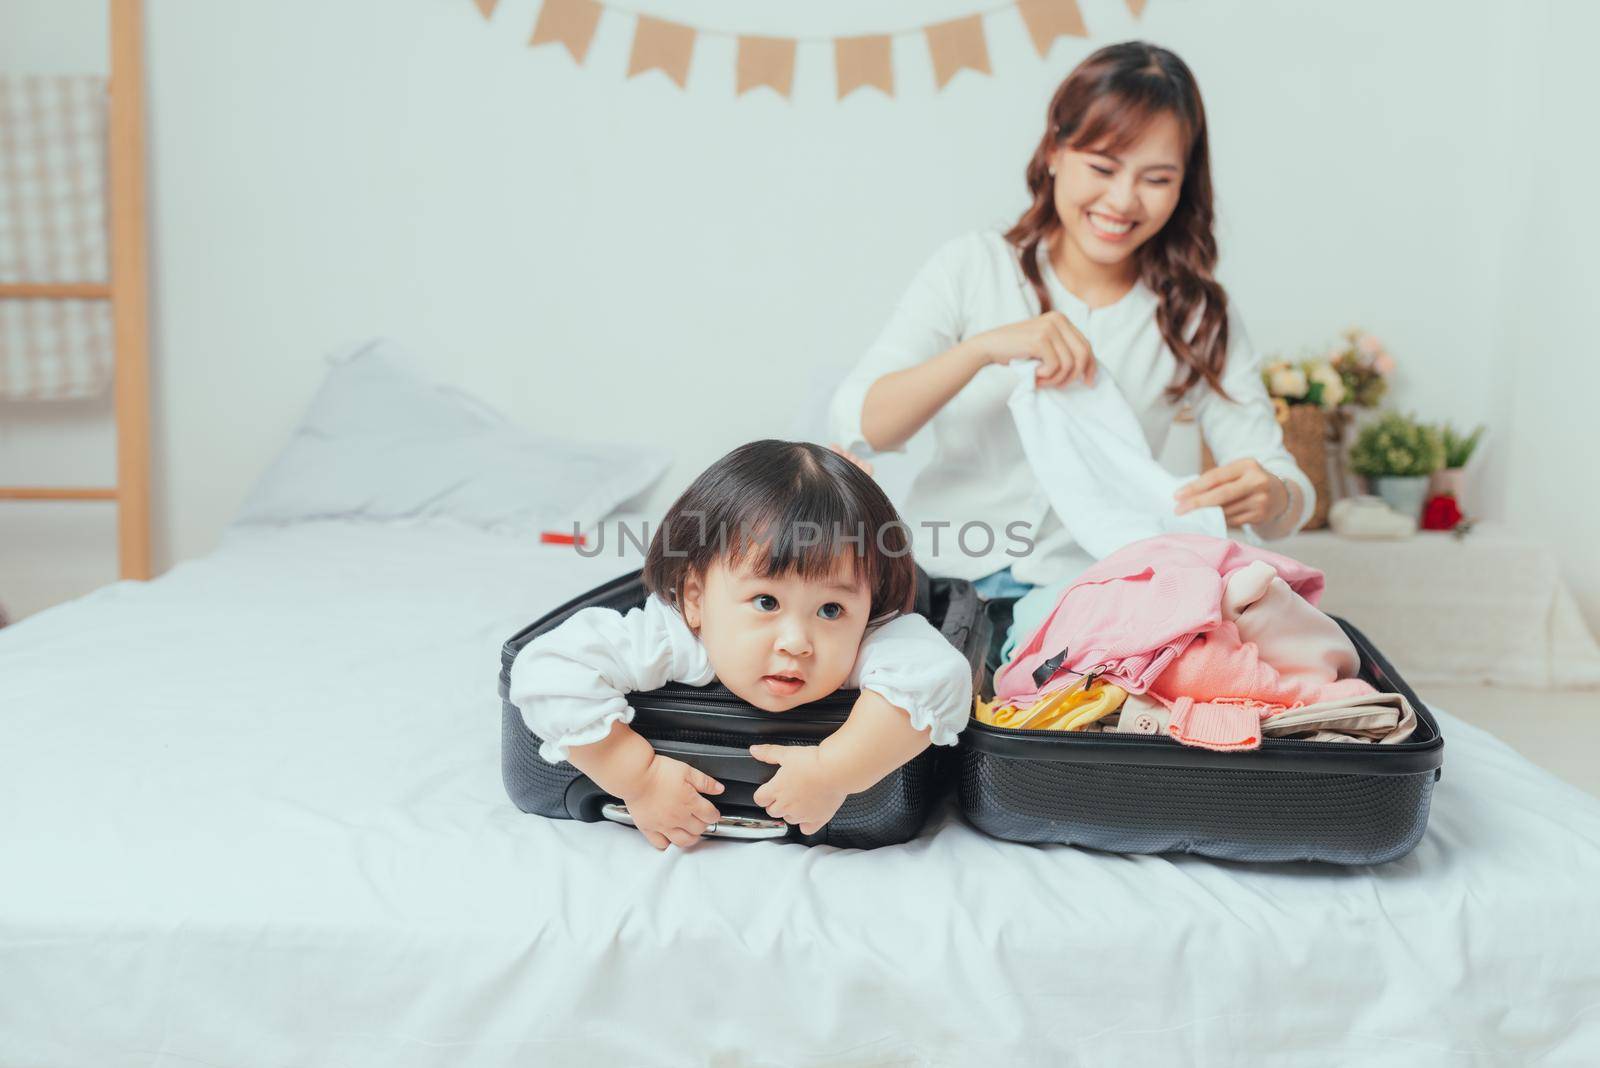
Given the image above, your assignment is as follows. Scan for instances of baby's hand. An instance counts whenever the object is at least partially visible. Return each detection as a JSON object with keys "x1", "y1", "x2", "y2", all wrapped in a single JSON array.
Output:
[
  {"x1": 749, "y1": 745, "x2": 850, "y2": 835},
  {"x1": 618, "y1": 755, "x2": 724, "y2": 851}
]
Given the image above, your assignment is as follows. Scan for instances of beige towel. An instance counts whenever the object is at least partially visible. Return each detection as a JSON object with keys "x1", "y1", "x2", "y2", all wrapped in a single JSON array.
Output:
[
  {"x1": 1260, "y1": 692, "x2": 1418, "y2": 744},
  {"x1": 0, "y1": 75, "x2": 114, "y2": 400}
]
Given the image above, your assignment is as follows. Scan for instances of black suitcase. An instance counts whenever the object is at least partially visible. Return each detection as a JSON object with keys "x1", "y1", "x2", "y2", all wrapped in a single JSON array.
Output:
[
  {"x1": 960, "y1": 597, "x2": 1445, "y2": 865},
  {"x1": 499, "y1": 566, "x2": 989, "y2": 849}
]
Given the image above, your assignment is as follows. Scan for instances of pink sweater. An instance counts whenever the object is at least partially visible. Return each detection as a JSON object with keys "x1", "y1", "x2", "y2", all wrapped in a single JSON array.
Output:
[{"x1": 993, "y1": 533, "x2": 1326, "y2": 706}]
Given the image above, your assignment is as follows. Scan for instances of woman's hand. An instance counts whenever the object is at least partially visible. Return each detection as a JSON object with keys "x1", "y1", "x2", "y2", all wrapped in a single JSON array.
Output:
[
  {"x1": 749, "y1": 744, "x2": 850, "y2": 836},
  {"x1": 1174, "y1": 458, "x2": 1290, "y2": 528},
  {"x1": 970, "y1": 312, "x2": 1097, "y2": 389},
  {"x1": 615, "y1": 754, "x2": 725, "y2": 851}
]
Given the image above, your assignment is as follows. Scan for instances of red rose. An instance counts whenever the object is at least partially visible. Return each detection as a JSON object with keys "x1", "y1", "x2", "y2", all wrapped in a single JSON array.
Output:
[{"x1": 1422, "y1": 493, "x2": 1463, "y2": 531}]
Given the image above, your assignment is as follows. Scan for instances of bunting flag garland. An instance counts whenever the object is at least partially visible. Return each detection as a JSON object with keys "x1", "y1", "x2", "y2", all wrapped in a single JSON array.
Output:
[
  {"x1": 834, "y1": 35, "x2": 893, "y2": 101},
  {"x1": 528, "y1": 0, "x2": 601, "y2": 63},
  {"x1": 925, "y1": 16, "x2": 991, "y2": 91},
  {"x1": 485, "y1": 0, "x2": 1150, "y2": 98},
  {"x1": 737, "y1": 36, "x2": 797, "y2": 98},
  {"x1": 627, "y1": 14, "x2": 695, "y2": 87},
  {"x1": 1017, "y1": 0, "x2": 1089, "y2": 57}
]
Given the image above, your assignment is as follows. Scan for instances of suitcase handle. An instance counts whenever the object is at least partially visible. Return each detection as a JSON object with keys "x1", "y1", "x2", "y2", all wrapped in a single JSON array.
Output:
[
  {"x1": 564, "y1": 740, "x2": 799, "y2": 841},
  {"x1": 600, "y1": 802, "x2": 790, "y2": 840},
  {"x1": 648, "y1": 738, "x2": 779, "y2": 787}
]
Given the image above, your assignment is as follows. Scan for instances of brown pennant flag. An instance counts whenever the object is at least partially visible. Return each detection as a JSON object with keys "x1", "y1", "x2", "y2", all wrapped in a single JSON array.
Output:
[
  {"x1": 1017, "y1": 0, "x2": 1088, "y2": 57},
  {"x1": 473, "y1": 0, "x2": 498, "y2": 20},
  {"x1": 628, "y1": 15, "x2": 696, "y2": 88},
  {"x1": 737, "y1": 36, "x2": 797, "y2": 98},
  {"x1": 529, "y1": 0, "x2": 602, "y2": 64},
  {"x1": 925, "y1": 15, "x2": 990, "y2": 90},
  {"x1": 1126, "y1": 0, "x2": 1148, "y2": 18},
  {"x1": 835, "y1": 35, "x2": 893, "y2": 100}
]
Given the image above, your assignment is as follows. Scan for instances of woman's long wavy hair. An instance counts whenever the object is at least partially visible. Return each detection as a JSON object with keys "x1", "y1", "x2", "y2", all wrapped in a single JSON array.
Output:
[{"x1": 1005, "y1": 41, "x2": 1228, "y2": 402}]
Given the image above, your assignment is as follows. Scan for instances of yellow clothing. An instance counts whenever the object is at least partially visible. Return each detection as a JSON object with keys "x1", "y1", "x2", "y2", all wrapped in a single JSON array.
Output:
[{"x1": 975, "y1": 681, "x2": 1128, "y2": 732}]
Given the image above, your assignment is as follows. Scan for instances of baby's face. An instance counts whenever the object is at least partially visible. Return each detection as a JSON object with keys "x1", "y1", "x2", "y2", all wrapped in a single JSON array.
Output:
[{"x1": 681, "y1": 553, "x2": 874, "y2": 712}]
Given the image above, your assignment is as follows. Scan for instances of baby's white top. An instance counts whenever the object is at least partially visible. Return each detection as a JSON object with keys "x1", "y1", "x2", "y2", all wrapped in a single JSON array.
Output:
[{"x1": 508, "y1": 593, "x2": 975, "y2": 764}]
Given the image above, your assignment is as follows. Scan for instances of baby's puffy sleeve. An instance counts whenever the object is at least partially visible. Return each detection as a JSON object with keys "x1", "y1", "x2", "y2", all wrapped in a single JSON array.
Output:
[
  {"x1": 847, "y1": 612, "x2": 975, "y2": 746},
  {"x1": 507, "y1": 593, "x2": 716, "y2": 764}
]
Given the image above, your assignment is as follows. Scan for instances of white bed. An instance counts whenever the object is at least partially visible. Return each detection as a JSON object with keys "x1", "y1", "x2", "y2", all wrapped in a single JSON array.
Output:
[{"x1": 4, "y1": 514, "x2": 1600, "y2": 1066}]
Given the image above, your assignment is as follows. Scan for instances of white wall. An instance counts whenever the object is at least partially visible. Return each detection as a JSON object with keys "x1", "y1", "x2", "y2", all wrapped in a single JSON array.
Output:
[
  {"x1": 2, "y1": 0, "x2": 1595, "y2": 630},
  {"x1": 1491, "y1": 2, "x2": 1600, "y2": 629}
]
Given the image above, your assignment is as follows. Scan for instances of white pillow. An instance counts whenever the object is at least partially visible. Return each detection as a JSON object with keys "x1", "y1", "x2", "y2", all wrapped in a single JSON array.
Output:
[{"x1": 233, "y1": 338, "x2": 672, "y2": 535}]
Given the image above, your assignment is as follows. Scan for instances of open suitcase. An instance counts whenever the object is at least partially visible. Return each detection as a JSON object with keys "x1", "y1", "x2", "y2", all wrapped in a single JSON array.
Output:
[
  {"x1": 499, "y1": 566, "x2": 989, "y2": 849},
  {"x1": 961, "y1": 596, "x2": 1445, "y2": 864}
]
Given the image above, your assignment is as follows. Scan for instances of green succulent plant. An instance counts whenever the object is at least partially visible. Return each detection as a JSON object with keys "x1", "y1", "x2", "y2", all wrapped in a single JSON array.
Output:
[
  {"x1": 1349, "y1": 411, "x2": 1445, "y2": 478},
  {"x1": 1439, "y1": 422, "x2": 1486, "y2": 469}
]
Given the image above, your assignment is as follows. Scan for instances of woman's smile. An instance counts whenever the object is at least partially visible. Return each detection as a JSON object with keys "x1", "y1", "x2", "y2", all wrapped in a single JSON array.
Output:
[{"x1": 1086, "y1": 210, "x2": 1136, "y2": 242}]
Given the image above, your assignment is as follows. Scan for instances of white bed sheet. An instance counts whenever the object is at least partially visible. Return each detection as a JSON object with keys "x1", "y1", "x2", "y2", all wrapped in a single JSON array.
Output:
[{"x1": 3, "y1": 518, "x2": 1599, "y2": 1067}]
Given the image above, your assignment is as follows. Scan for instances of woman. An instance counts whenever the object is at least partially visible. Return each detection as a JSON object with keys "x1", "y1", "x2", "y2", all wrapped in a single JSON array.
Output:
[{"x1": 828, "y1": 41, "x2": 1312, "y2": 659}]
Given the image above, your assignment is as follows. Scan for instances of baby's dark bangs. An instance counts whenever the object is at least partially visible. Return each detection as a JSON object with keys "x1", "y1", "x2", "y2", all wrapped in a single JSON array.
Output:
[
  {"x1": 728, "y1": 487, "x2": 913, "y2": 624},
  {"x1": 643, "y1": 440, "x2": 916, "y2": 624}
]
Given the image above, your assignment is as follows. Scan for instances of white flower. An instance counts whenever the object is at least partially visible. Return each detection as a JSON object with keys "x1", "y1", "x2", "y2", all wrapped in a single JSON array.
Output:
[
  {"x1": 1357, "y1": 332, "x2": 1385, "y2": 358},
  {"x1": 1268, "y1": 366, "x2": 1309, "y2": 399},
  {"x1": 1310, "y1": 364, "x2": 1346, "y2": 408}
]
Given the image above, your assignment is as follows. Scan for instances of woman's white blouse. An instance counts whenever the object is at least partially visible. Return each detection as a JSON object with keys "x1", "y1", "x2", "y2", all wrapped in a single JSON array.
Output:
[
  {"x1": 828, "y1": 229, "x2": 1315, "y2": 587},
  {"x1": 508, "y1": 593, "x2": 975, "y2": 764}
]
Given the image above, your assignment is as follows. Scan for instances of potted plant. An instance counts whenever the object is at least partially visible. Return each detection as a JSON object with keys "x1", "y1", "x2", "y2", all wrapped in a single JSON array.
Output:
[
  {"x1": 1323, "y1": 328, "x2": 1396, "y2": 499},
  {"x1": 1348, "y1": 411, "x2": 1445, "y2": 521},
  {"x1": 1243, "y1": 329, "x2": 1393, "y2": 529},
  {"x1": 1201, "y1": 328, "x2": 1395, "y2": 528},
  {"x1": 1432, "y1": 422, "x2": 1486, "y2": 502}
]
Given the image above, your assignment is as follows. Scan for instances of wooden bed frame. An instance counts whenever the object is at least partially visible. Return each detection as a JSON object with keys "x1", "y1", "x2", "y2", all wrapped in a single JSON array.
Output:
[{"x1": 0, "y1": 0, "x2": 151, "y2": 580}]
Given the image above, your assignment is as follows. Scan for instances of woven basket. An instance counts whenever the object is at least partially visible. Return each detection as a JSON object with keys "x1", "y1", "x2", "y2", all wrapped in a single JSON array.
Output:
[{"x1": 1201, "y1": 403, "x2": 1331, "y2": 530}]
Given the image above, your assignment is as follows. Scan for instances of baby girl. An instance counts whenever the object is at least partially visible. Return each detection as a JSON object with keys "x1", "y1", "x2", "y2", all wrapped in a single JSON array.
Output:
[{"x1": 509, "y1": 439, "x2": 974, "y2": 850}]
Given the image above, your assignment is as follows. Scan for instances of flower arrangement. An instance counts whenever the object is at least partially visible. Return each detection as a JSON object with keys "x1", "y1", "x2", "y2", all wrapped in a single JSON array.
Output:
[
  {"x1": 1263, "y1": 328, "x2": 1393, "y2": 419},
  {"x1": 1349, "y1": 411, "x2": 1445, "y2": 478},
  {"x1": 1439, "y1": 422, "x2": 1486, "y2": 470},
  {"x1": 1254, "y1": 328, "x2": 1402, "y2": 529},
  {"x1": 1262, "y1": 358, "x2": 1344, "y2": 414},
  {"x1": 1327, "y1": 329, "x2": 1393, "y2": 410}
]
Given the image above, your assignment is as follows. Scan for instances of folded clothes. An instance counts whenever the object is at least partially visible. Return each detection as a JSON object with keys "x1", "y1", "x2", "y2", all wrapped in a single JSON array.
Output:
[
  {"x1": 1149, "y1": 620, "x2": 1376, "y2": 751},
  {"x1": 1224, "y1": 559, "x2": 1360, "y2": 689},
  {"x1": 1107, "y1": 692, "x2": 1168, "y2": 735},
  {"x1": 984, "y1": 686, "x2": 1417, "y2": 745},
  {"x1": 1098, "y1": 691, "x2": 1415, "y2": 744},
  {"x1": 1161, "y1": 696, "x2": 1263, "y2": 751},
  {"x1": 1260, "y1": 692, "x2": 1417, "y2": 744},
  {"x1": 988, "y1": 533, "x2": 1420, "y2": 751},
  {"x1": 975, "y1": 680, "x2": 1128, "y2": 732},
  {"x1": 994, "y1": 533, "x2": 1325, "y2": 706}
]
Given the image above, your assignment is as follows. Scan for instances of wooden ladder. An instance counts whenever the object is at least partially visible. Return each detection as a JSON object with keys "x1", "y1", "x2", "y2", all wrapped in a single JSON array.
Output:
[{"x1": 0, "y1": 0, "x2": 152, "y2": 580}]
